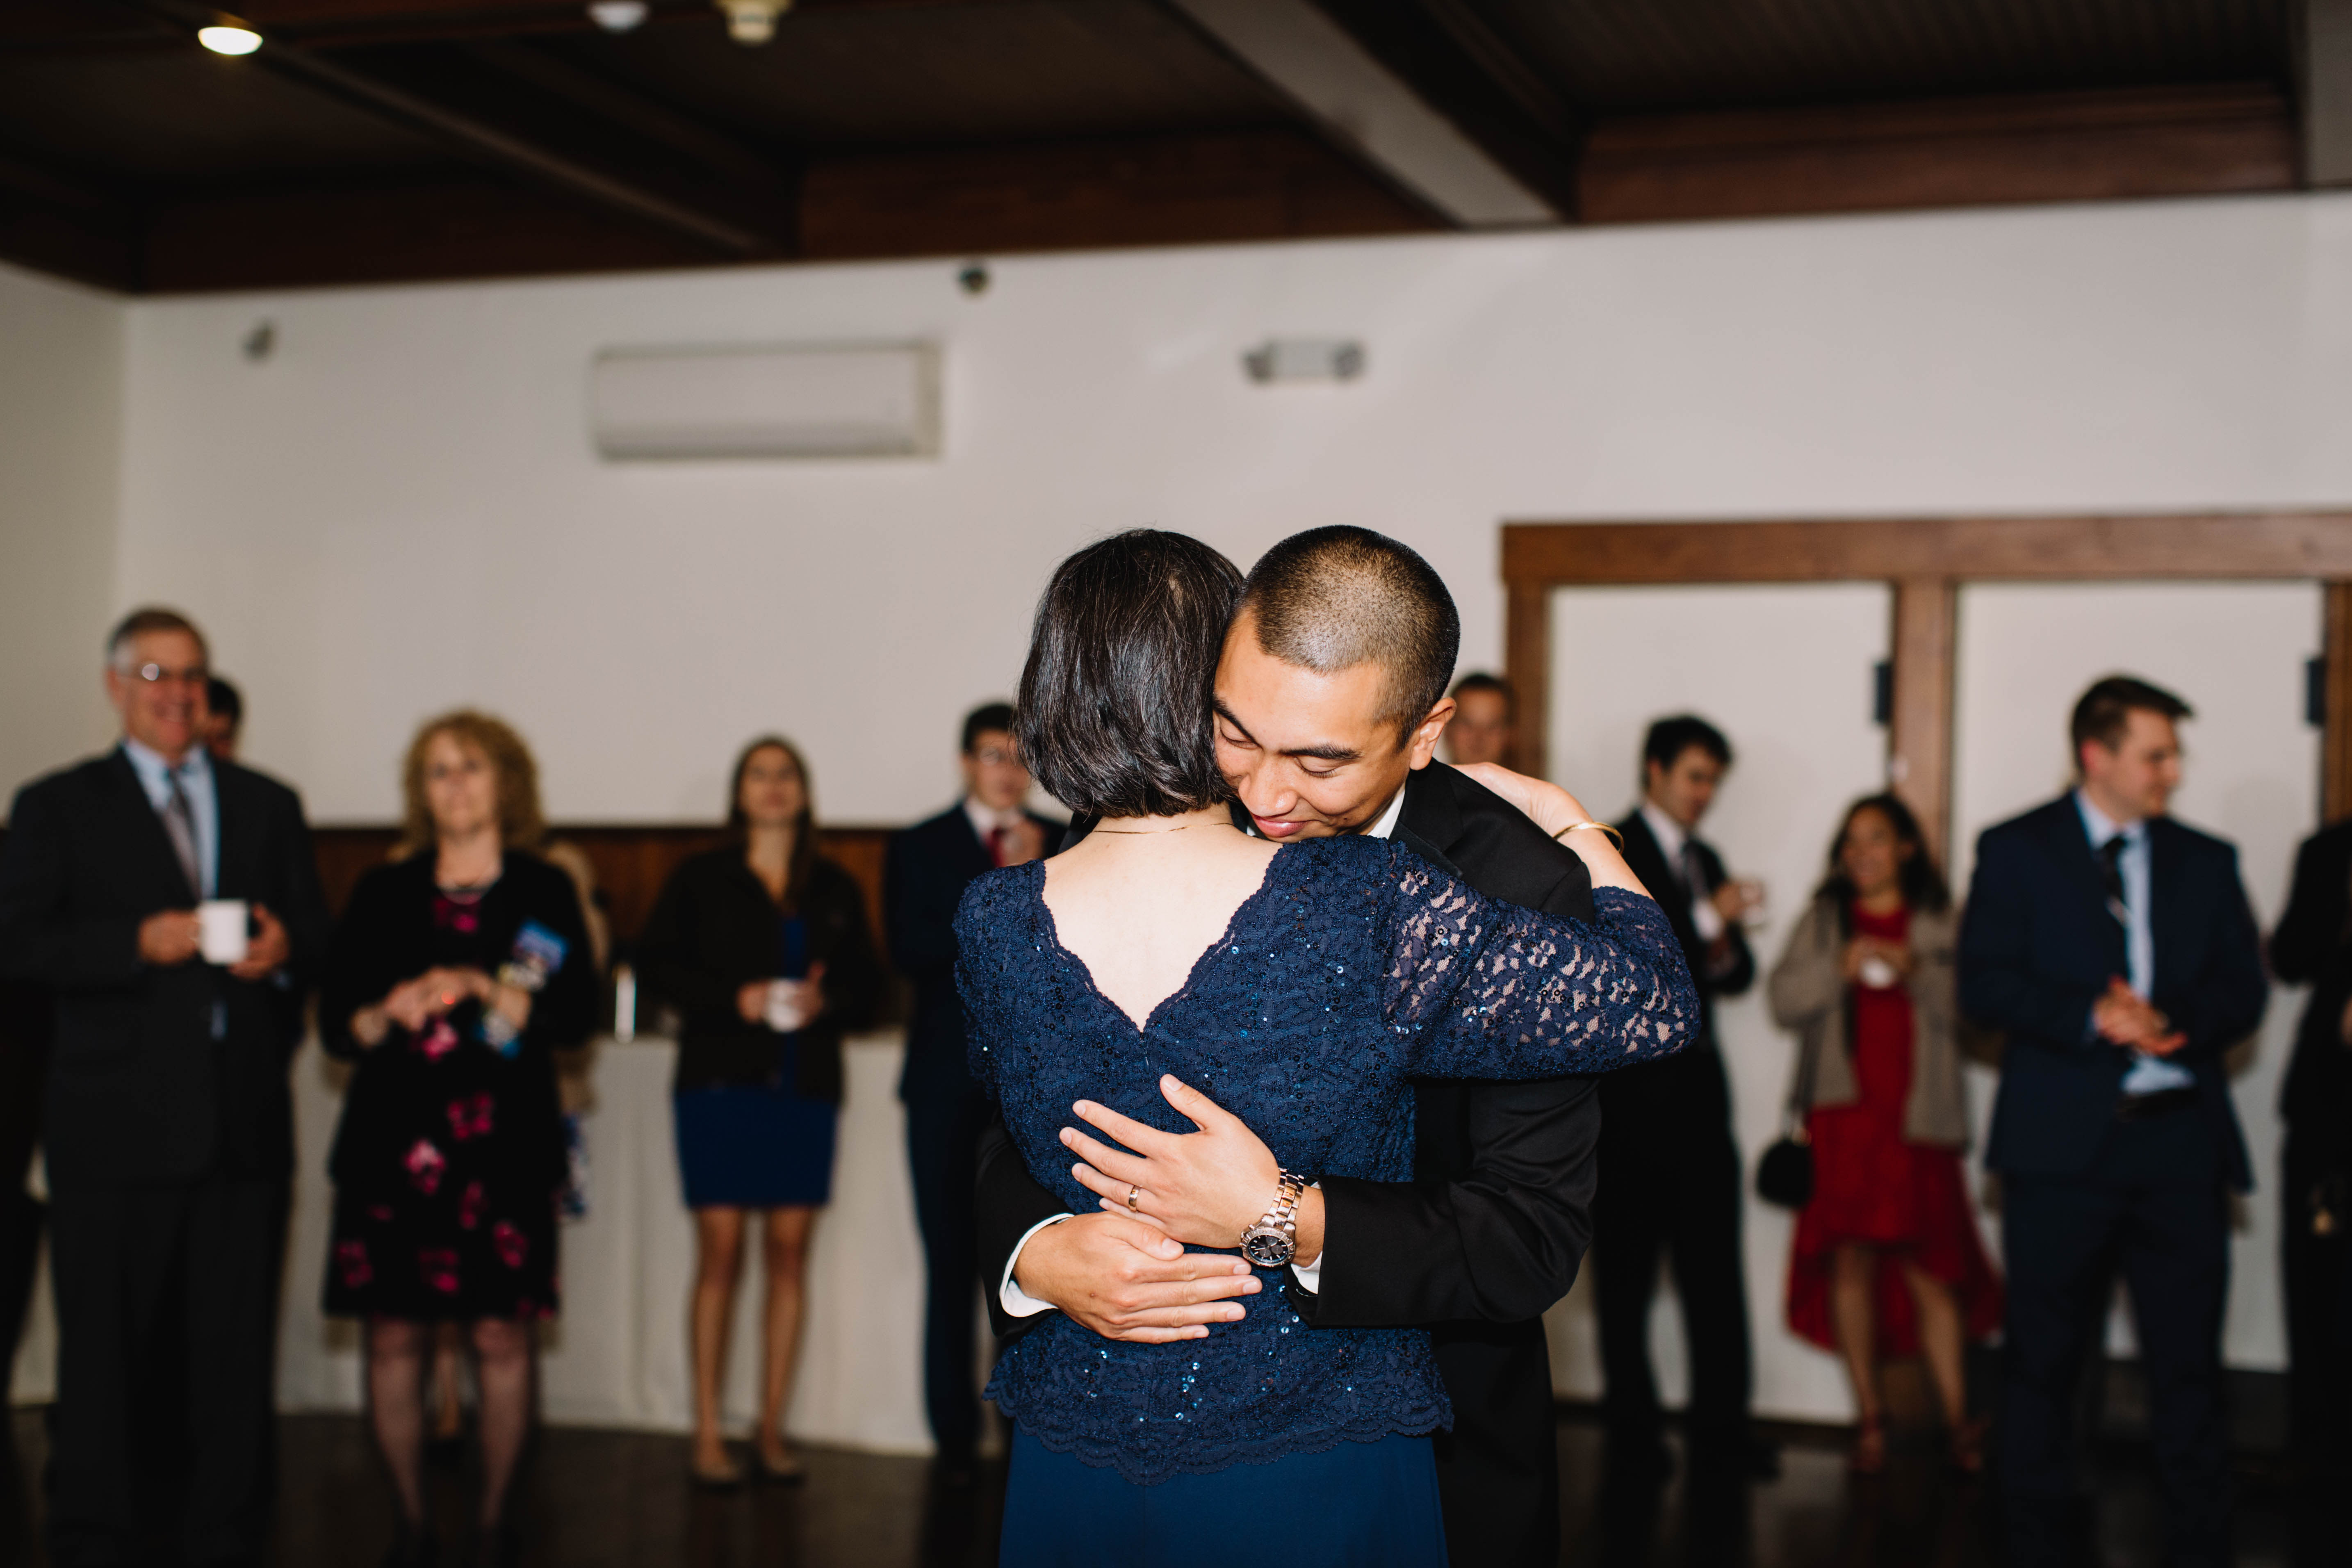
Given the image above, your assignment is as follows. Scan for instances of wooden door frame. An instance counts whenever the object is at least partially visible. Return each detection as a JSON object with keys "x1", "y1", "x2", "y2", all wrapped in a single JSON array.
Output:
[{"x1": 1501, "y1": 514, "x2": 2352, "y2": 858}]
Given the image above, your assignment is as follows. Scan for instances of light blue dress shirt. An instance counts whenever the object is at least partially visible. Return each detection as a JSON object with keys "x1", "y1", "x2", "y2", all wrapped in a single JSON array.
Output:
[
  {"x1": 122, "y1": 737, "x2": 219, "y2": 899},
  {"x1": 2075, "y1": 790, "x2": 2193, "y2": 1094}
]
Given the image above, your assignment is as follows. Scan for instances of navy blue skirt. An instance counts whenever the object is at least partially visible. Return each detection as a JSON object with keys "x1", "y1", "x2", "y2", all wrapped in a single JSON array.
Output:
[
  {"x1": 998, "y1": 1427, "x2": 1447, "y2": 1567},
  {"x1": 672, "y1": 1073, "x2": 837, "y2": 1210}
]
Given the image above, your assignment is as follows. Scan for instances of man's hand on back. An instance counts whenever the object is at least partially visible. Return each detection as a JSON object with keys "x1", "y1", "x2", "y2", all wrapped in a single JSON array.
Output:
[{"x1": 1013, "y1": 1211, "x2": 1260, "y2": 1343}]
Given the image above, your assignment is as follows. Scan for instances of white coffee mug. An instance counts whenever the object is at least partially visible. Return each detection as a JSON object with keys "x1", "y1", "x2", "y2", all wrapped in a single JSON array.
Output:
[
  {"x1": 198, "y1": 899, "x2": 250, "y2": 965},
  {"x1": 1857, "y1": 953, "x2": 1900, "y2": 990},
  {"x1": 764, "y1": 979, "x2": 809, "y2": 1034}
]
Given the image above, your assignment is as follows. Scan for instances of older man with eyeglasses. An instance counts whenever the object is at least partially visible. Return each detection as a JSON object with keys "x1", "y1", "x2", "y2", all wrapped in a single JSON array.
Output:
[{"x1": 0, "y1": 606, "x2": 327, "y2": 1568}]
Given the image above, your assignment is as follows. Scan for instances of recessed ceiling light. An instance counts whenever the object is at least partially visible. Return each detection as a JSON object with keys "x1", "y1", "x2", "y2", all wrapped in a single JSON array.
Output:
[
  {"x1": 196, "y1": 18, "x2": 262, "y2": 55},
  {"x1": 587, "y1": 1, "x2": 648, "y2": 31},
  {"x1": 717, "y1": 0, "x2": 789, "y2": 45}
]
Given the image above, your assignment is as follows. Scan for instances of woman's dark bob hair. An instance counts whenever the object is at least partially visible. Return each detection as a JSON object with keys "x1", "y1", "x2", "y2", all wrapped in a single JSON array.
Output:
[{"x1": 1016, "y1": 529, "x2": 1244, "y2": 818}]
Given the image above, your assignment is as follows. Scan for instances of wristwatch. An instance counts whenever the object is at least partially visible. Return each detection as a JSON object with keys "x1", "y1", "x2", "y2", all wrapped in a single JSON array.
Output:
[{"x1": 1238, "y1": 1170, "x2": 1308, "y2": 1268}]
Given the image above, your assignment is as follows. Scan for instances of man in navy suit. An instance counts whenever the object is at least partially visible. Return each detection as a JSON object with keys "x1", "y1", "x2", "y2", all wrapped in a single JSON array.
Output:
[
  {"x1": 1960, "y1": 676, "x2": 2267, "y2": 1568},
  {"x1": 884, "y1": 702, "x2": 1060, "y2": 1482}
]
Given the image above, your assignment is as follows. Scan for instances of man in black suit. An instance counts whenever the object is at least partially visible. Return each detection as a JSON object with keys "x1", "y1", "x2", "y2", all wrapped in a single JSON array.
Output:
[
  {"x1": 1598, "y1": 715, "x2": 1769, "y2": 1478},
  {"x1": 1960, "y1": 677, "x2": 2266, "y2": 1568},
  {"x1": 974, "y1": 527, "x2": 1656, "y2": 1568},
  {"x1": 2270, "y1": 816, "x2": 2352, "y2": 1470},
  {"x1": 0, "y1": 608, "x2": 327, "y2": 1568},
  {"x1": 884, "y1": 702, "x2": 1060, "y2": 1482}
]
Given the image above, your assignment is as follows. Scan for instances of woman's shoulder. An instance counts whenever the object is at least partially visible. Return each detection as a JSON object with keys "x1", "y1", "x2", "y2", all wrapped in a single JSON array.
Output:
[
  {"x1": 952, "y1": 859, "x2": 1043, "y2": 936},
  {"x1": 351, "y1": 853, "x2": 431, "y2": 903}
]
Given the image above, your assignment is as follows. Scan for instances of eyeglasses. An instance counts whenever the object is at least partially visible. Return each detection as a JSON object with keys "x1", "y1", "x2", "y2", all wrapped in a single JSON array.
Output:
[
  {"x1": 121, "y1": 663, "x2": 210, "y2": 688},
  {"x1": 972, "y1": 746, "x2": 1021, "y2": 768}
]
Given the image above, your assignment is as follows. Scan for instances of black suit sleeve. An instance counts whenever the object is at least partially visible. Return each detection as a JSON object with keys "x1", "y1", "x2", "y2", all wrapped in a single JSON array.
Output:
[
  {"x1": 2163, "y1": 844, "x2": 2268, "y2": 1063},
  {"x1": 1696, "y1": 842, "x2": 1756, "y2": 998},
  {"x1": 272, "y1": 786, "x2": 330, "y2": 996},
  {"x1": 977, "y1": 1115, "x2": 1073, "y2": 1340},
  {"x1": 1298, "y1": 857, "x2": 1602, "y2": 1328},
  {"x1": 0, "y1": 783, "x2": 145, "y2": 993},
  {"x1": 2271, "y1": 827, "x2": 2352, "y2": 986},
  {"x1": 1301, "y1": 1073, "x2": 1598, "y2": 1326}
]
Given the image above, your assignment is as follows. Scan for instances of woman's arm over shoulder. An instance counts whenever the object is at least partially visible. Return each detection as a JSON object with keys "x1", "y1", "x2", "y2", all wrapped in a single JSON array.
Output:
[
  {"x1": 1766, "y1": 898, "x2": 1845, "y2": 1029},
  {"x1": 1375, "y1": 840, "x2": 1697, "y2": 1080}
]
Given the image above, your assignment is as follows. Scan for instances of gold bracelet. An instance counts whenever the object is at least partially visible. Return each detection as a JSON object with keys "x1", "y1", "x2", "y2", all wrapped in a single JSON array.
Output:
[{"x1": 1552, "y1": 820, "x2": 1625, "y2": 848}]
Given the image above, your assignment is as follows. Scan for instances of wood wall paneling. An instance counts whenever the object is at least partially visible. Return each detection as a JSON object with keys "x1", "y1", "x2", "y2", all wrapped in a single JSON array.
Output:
[
  {"x1": 1887, "y1": 578, "x2": 1957, "y2": 855},
  {"x1": 310, "y1": 824, "x2": 898, "y2": 963}
]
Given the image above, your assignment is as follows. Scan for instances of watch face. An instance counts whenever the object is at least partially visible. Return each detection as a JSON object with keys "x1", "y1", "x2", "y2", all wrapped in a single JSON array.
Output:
[{"x1": 1240, "y1": 1226, "x2": 1293, "y2": 1269}]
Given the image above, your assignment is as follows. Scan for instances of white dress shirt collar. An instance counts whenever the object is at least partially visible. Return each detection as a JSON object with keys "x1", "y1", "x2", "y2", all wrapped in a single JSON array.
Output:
[{"x1": 964, "y1": 795, "x2": 1026, "y2": 848}]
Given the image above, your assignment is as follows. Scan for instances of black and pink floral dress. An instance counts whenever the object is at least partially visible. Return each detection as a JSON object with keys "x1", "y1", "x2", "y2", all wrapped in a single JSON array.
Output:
[{"x1": 319, "y1": 850, "x2": 595, "y2": 1322}]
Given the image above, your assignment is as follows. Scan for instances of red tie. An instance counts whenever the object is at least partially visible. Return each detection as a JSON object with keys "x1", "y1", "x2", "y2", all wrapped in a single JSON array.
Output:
[{"x1": 988, "y1": 825, "x2": 1008, "y2": 868}]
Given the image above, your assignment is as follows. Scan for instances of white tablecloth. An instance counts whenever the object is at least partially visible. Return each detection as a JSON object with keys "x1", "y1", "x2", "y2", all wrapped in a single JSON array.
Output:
[{"x1": 13, "y1": 1031, "x2": 956, "y2": 1455}]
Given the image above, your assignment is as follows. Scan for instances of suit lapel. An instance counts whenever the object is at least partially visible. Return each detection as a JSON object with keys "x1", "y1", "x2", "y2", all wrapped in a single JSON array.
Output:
[
  {"x1": 2042, "y1": 796, "x2": 2127, "y2": 966},
  {"x1": 1394, "y1": 766, "x2": 1462, "y2": 860},
  {"x1": 107, "y1": 747, "x2": 199, "y2": 905}
]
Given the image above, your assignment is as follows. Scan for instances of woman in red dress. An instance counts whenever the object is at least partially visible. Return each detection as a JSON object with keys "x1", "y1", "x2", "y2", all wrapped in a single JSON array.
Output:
[{"x1": 1768, "y1": 794, "x2": 2001, "y2": 1474}]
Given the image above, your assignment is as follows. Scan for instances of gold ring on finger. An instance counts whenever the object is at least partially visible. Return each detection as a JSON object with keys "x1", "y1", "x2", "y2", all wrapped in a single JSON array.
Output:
[{"x1": 1126, "y1": 1184, "x2": 1143, "y2": 1212}]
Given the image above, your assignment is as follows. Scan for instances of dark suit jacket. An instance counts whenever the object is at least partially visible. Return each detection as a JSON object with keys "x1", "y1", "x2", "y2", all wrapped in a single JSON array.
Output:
[
  {"x1": 2270, "y1": 820, "x2": 2352, "y2": 1167},
  {"x1": 886, "y1": 802, "x2": 1062, "y2": 1104},
  {"x1": 975, "y1": 760, "x2": 1605, "y2": 1330},
  {"x1": 1603, "y1": 810, "x2": 1753, "y2": 1130},
  {"x1": 0, "y1": 748, "x2": 329, "y2": 1189},
  {"x1": 1958, "y1": 795, "x2": 2266, "y2": 1192}
]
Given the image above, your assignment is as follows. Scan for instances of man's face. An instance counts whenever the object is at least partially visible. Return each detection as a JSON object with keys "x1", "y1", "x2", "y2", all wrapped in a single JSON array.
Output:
[
  {"x1": 1644, "y1": 745, "x2": 1724, "y2": 830},
  {"x1": 2080, "y1": 709, "x2": 2182, "y2": 823},
  {"x1": 1445, "y1": 688, "x2": 1512, "y2": 768},
  {"x1": 105, "y1": 629, "x2": 208, "y2": 763},
  {"x1": 962, "y1": 729, "x2": 1032, "y2": 813},
  {"x1": 1212, "y1": 612, "x2": 1451, "y2": 840}
]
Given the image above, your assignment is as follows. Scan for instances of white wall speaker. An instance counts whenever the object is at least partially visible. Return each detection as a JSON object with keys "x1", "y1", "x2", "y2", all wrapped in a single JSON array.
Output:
[{"x1": 590, "y1": 342, "x2": 941, "y2": 460}]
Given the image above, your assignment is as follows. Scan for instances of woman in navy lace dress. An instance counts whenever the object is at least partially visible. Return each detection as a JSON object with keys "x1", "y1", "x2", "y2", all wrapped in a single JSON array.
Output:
[{"x1": 956, "y1": 531, "x2": 1696, "y2": 1566}]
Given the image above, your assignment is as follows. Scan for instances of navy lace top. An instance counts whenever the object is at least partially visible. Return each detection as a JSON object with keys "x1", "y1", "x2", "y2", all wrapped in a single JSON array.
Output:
[{"x1": 954, "y1": 833, "x2": 1697, "y2": 1485}]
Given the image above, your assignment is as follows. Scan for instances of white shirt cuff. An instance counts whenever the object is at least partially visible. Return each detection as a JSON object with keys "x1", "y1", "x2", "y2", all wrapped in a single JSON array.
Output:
[
  {"x1": 1287, "y1": 1182, "x2": 1325, "y2": 1291},
  {"x1": 999, "y1": 1212, "x2": 1076, "y2": 1318}
]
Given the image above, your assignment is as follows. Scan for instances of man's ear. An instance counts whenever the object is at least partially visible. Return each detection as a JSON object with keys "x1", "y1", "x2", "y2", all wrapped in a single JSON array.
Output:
[{"x1": 1405, "y1": 698, "x2": 1455, "y2": 770}]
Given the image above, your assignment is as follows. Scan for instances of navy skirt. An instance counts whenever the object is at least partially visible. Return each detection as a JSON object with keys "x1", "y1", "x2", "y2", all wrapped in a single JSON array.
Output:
[
  {"x1": 672, "y1": 1052, "x2": 837, "y2": 1210},
  {"x1": 998, "y1": 1428, "x2": 1448, "y2": 1567}
]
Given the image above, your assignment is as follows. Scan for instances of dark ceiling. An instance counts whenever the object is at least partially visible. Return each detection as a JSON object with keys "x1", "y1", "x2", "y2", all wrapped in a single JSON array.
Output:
[{"x1": 0, "y1": 0, "x2": 2309, "y2": 295}]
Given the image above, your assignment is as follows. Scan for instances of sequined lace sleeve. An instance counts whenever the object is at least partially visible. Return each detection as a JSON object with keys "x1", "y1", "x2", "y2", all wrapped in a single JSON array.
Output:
[{"x1": 1379, "y1": 846, "x2": 1698, "y2": 1078}]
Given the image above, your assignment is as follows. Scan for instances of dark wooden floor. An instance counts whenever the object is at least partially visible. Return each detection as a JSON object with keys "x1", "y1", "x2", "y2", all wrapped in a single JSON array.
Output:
[{"x1": 0, "y1": 1404, "x2": 2338, "y2": 1566}]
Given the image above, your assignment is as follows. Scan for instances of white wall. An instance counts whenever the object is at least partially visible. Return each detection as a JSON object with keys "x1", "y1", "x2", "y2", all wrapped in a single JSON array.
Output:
[
  {"x1": 94, "y1": 190, "x2": 2352, "y2": 821},
  {"x1": 0, "y1": 262, "x2": 123, "y2": 798}
]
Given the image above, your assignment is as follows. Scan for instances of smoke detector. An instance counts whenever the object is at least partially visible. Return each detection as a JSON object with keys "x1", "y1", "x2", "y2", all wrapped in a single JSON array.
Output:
[{"x1": 717, "y1": 0, "x2": 789, "y2": 43}]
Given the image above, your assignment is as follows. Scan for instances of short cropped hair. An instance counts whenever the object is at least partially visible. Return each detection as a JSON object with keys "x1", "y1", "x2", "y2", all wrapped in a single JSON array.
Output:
[
  {"x1": 2071, "y1": 676, "x2": 2191, "y2": 757},
  {"x1": 1451, "y1": 671, "x2": 1514, "y2": 721},
  {"x1": 397, "y1": 709, "x2": 547, "y2": 857},
  {"x1": 1016, "y1": 530, "x2": 1244, "y2": 818},
  {"x1": 962, "y1": 702, "x2": 1017, "y2": 754},
  {"x1": 1237, "y1": 527, "x2": 1459, "y2": 745},
  {"x1": 107, "y1": 606, "x2": 207, "y2": 667},
  {"x1": 206, "y1": 676, "x2": 243, "y2": 729},
  {"x1": 1643, "y1": 714, "x2": 1732, "y2": 776}
]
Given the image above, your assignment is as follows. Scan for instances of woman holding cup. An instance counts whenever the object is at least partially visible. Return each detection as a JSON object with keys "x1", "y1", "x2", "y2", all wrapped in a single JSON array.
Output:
[
  {"x1": 318, "y1": 710, "x2": 596, "y2": 1566},
  {"x1": 638, "y1": 736, "x2": 882, "y2": 1487}
]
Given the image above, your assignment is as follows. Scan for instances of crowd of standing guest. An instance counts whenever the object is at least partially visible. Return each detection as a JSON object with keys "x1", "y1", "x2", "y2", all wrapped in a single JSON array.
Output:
[{"x1": 5, "y1": 584, "x2": 2352, "y2": 1568}]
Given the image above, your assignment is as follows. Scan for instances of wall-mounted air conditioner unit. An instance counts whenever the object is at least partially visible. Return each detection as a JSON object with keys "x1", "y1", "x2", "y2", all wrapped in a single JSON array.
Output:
[{"x1": 589, "y1": 342, "x2": 941, "y2": 460}]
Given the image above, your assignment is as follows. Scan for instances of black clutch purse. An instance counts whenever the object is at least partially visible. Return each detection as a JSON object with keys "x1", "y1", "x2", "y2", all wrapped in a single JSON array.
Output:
[
  {"x1": 1756, "y1": 1127, "x2": 1814, "y2": 1208},
  {"x1": 1756, "y1": 1029, "x2": 1824, "y2": 1210}
]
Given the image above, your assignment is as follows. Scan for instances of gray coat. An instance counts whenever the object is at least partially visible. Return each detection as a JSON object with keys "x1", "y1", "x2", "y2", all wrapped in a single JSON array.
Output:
[{"x1": 1766, "y1": 897, "x2": 1971, "y2": 1149}]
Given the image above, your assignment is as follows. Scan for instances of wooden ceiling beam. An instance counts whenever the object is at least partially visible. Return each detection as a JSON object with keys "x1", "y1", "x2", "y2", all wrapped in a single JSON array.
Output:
[{"x1": 1164, "y1": 0, "x2": 1562, "y2": 227}]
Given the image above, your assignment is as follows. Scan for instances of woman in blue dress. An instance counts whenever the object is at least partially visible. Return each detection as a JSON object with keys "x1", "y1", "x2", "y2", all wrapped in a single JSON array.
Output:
[{"x1": 955, "y1": 531, "x2": 1697, "y2": 1566}]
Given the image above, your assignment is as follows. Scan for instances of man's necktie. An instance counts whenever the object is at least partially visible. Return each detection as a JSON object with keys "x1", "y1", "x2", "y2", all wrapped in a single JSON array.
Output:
[
  {"x1": 987, "y1": 825, "x2": 1008, "y2": 869},
  {"x1": 161, "y1": 775, "x2": 203, "y2": 898},
  {"x1": 2098, "y1": 835, "x2": 2129, "y2": 927},
  {"x1": 1682, "y1": 841, "x2": 1707, "y2": 903}
]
